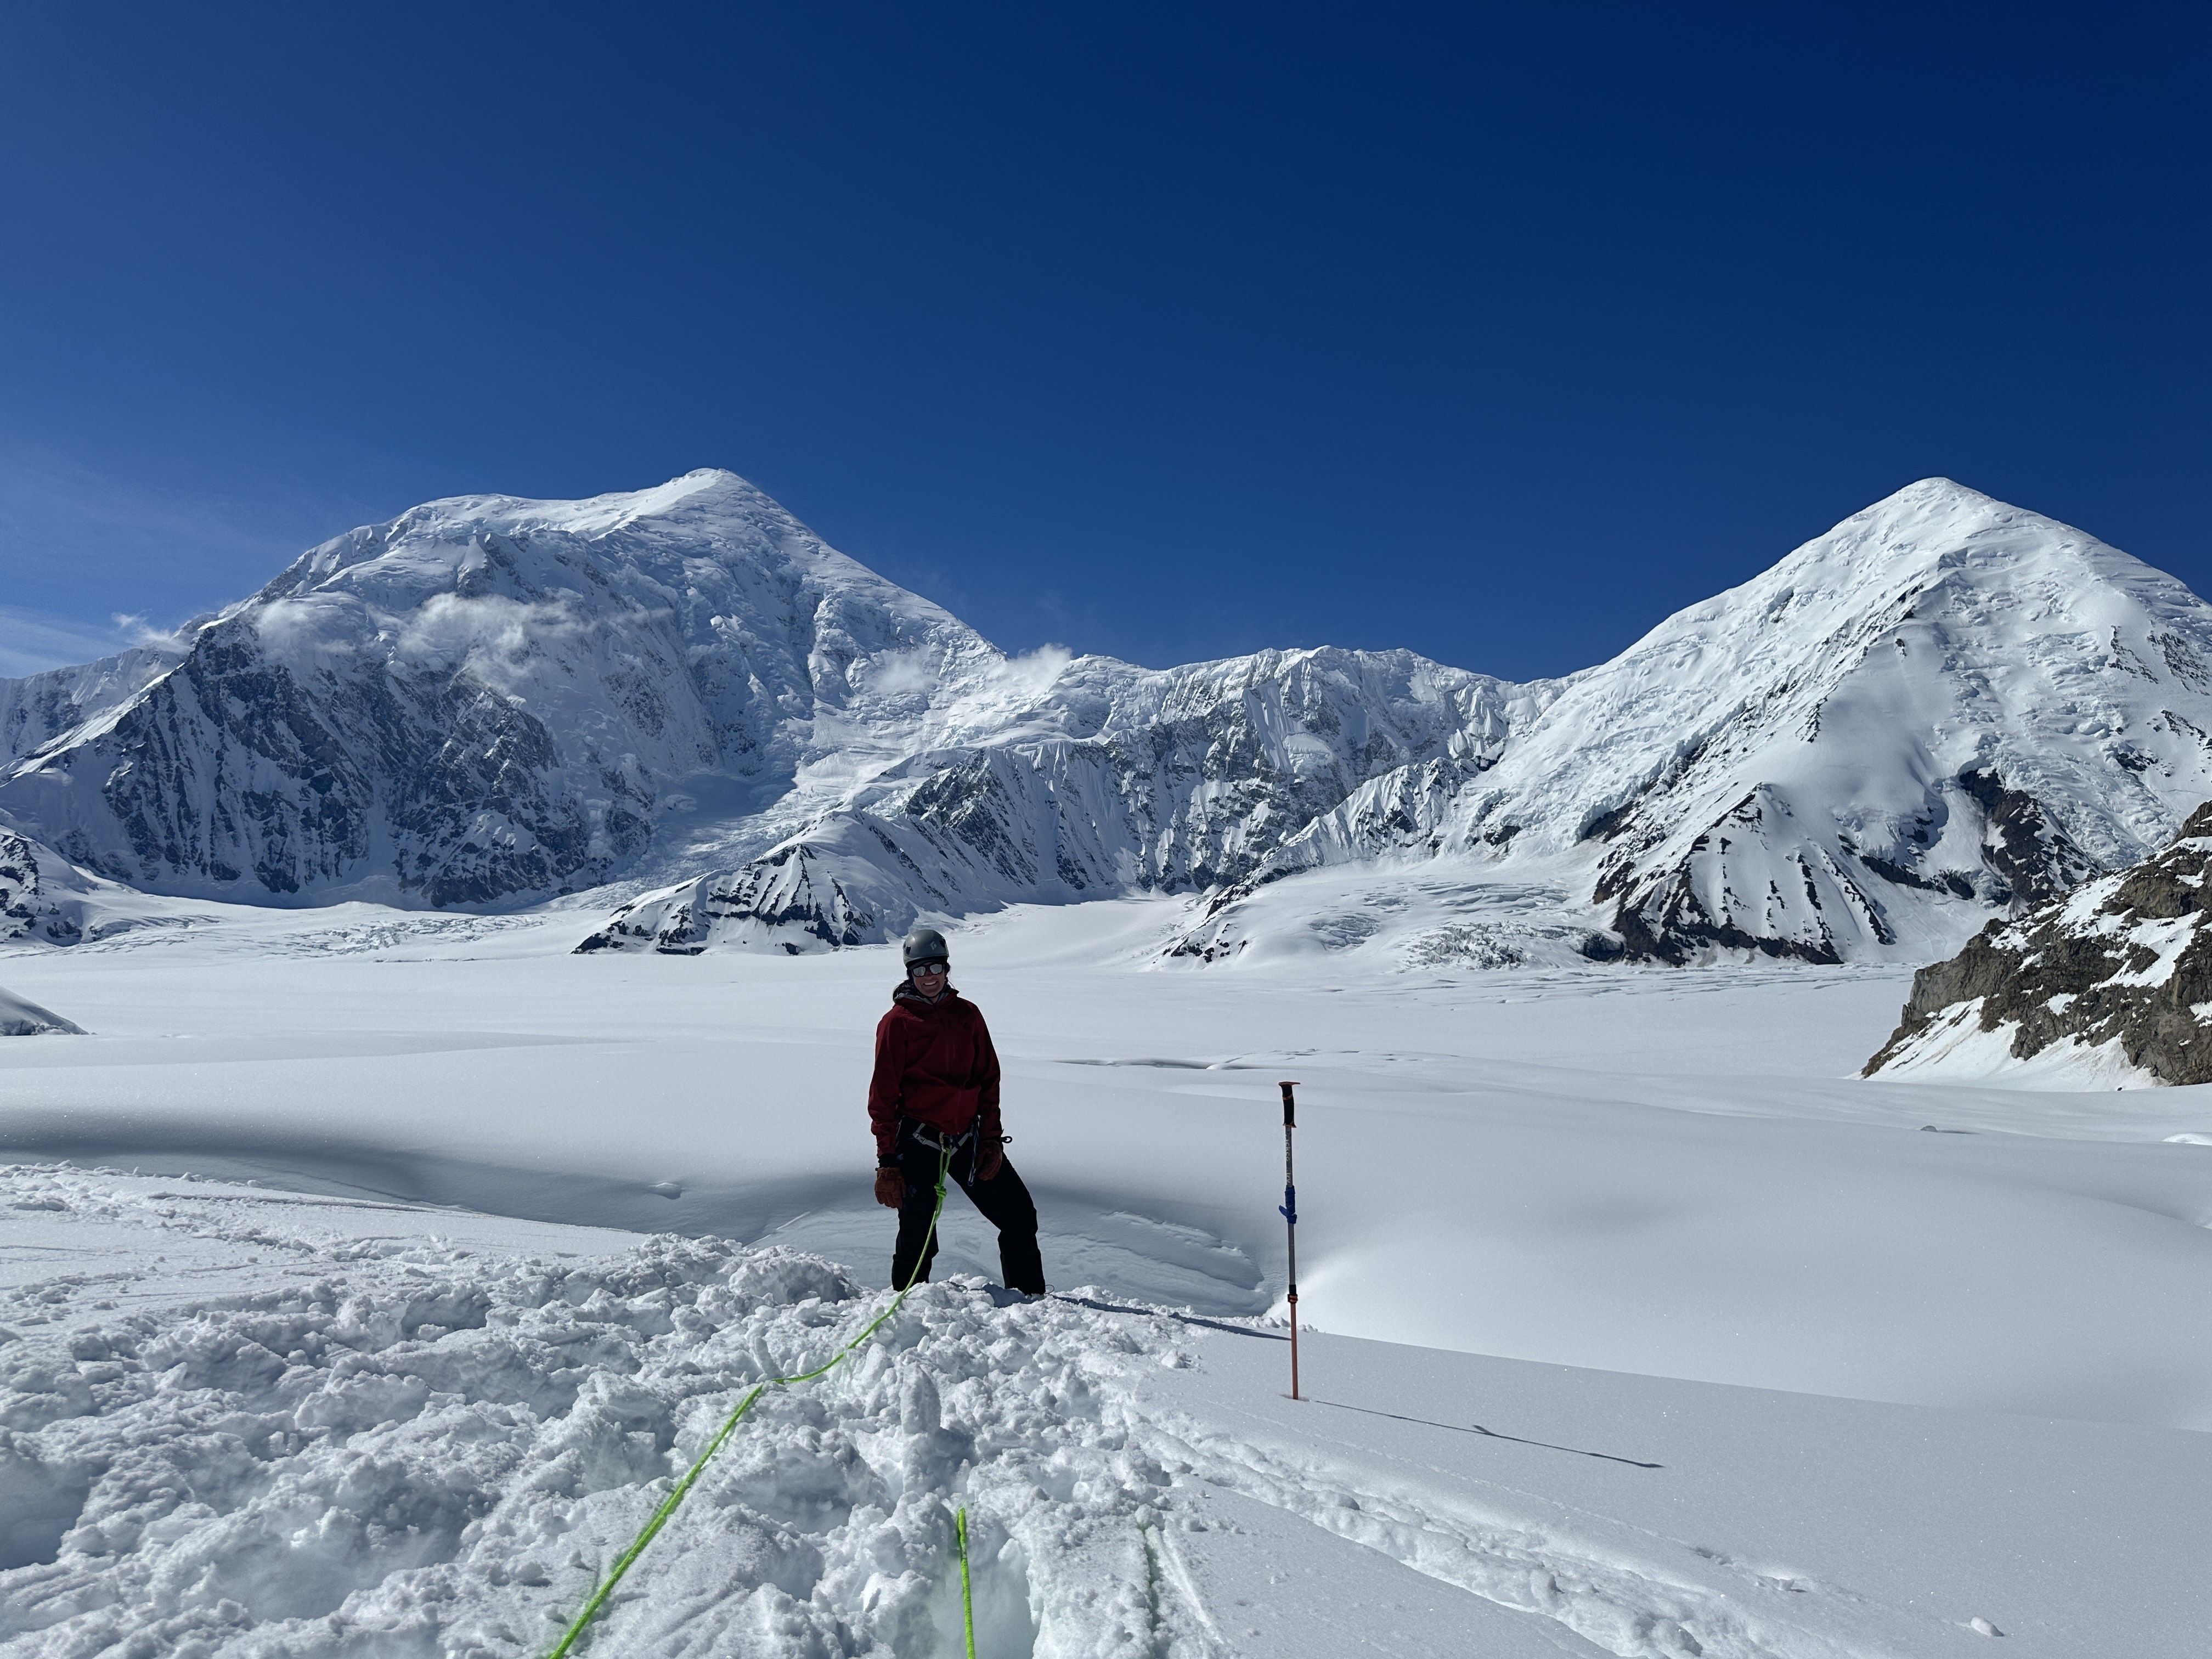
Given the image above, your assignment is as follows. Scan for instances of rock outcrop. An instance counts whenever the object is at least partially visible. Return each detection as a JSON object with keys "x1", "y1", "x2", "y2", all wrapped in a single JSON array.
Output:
[
  {"x1": 1865, "y1": 799, "x2": 2212, "y2": 1084},
  {"x1": 0, "y1": 828, "x2": 123, "y2": 946}
]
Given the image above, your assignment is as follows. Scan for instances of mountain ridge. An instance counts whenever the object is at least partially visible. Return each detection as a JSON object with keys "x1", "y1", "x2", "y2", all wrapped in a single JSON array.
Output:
[
  {"x1": 7, "y1": 470, "x2": 2209, "y2": 968},
  {"x1": 1166, "y1": 477, "x2": 2212, "y2": 967}
]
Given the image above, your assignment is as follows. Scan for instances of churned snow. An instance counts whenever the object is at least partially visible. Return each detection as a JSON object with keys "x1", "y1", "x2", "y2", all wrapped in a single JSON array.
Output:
[{"x1": 2, "y1": 1164, "x2": 2205, "y2": 1657}]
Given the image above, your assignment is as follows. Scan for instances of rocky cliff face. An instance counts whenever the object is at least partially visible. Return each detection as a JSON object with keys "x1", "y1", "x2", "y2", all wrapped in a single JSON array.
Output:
[{"x1": 1865, "y1": 799, "x2": 2212, "y2": 1085}]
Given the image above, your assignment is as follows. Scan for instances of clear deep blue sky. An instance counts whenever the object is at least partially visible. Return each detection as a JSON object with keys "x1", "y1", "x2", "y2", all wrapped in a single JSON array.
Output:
[{"x1": 2, "y1": 3, "x2": 2205, "y2": 680}]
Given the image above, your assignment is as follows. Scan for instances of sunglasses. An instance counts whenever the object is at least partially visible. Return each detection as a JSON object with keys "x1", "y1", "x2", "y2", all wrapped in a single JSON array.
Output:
[{"x1": 910, "y1": 961, "x2": 949, "y2": 977}]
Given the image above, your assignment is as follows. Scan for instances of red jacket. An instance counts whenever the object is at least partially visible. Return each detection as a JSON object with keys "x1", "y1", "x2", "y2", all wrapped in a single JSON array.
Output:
[{"x1": 868, "y1": 983, "x2": 1002, "y2": 1159}]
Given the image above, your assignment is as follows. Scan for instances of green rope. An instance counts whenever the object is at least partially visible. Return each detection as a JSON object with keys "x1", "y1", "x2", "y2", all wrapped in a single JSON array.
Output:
[
  {"x1": 544, "y1": 1144, "x2": 956, "y2": 1658},
  {"x1": 956, "y1": 1505, "x2": 978, "y2": 1658}
]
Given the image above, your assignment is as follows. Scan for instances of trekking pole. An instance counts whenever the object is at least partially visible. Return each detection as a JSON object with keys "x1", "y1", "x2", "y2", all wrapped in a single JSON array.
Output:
[{"x1": 1278, "y1": 1080, "x2": 1301, "y2": 1401}]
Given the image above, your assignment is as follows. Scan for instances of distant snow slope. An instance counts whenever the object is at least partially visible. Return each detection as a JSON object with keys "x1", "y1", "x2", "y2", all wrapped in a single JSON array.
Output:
[
  {"x1": 10, "y1": 471, "x2": 2211, "y2": 965},
  {"x1": 1179, "y1": 478, "x2": 2212, "y2": 966},
  {"x1": 0, "y1": 981, "x2": 82, "y2": 1035}
]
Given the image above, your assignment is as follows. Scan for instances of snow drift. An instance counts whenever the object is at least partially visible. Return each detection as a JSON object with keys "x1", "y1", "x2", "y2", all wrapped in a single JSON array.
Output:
[{"x1": 0, "y1": 981, "x2": 82, "y2": 1035}]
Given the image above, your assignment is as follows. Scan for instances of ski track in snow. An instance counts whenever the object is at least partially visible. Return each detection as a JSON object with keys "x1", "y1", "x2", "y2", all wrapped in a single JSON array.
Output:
[{"x1": 1, "y1": 1165, "x2": 2002, "y2": 1659}]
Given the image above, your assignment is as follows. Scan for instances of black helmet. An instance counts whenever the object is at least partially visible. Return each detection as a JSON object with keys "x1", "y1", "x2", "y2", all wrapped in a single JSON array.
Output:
[{"x1": 901, "y1": 927, "x2": 950, "y2": 968}]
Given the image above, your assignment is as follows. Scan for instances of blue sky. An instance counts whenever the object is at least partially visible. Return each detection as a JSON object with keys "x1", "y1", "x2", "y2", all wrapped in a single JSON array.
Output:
[{"x1": 2, "y1": 3, "x2": 2205, "y2": 680}]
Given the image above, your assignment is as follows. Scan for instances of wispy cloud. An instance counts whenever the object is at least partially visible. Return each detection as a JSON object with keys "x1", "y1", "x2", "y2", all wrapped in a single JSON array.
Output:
[
  {"x1": 0, "y1": 449, "x2": 315, "y2": 565},
  {"x1": 0, "y1": 605, "x2": 157, "y2": 678},
  {"x1": 0, "y1": 439, "x2": 383, "y2": 677}
]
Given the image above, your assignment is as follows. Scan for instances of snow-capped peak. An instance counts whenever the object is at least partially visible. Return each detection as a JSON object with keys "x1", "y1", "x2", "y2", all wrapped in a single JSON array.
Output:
[
  {"x1": 0, "y1": 471, "x2": 1005, "y2": 907},
  {"x1": 1168, "y1": 480, "x2": 2212, "y2": 968}
]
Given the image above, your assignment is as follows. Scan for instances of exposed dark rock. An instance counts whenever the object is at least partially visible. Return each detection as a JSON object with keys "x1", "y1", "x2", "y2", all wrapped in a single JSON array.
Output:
[
  {"x1": 1951, "y1": 768, "x2": 2100, "y2": 907},
  {"x1": 1594, "y1": 787, "x2": 1892, "y2": 965},
  {"x1": 575, "y1": 843, "x2": 876, "y2": 953},
  {"x1": 0, "y1": 831, "x2": 87, "y2": 946},
  {"x1": 1865, "y1": 799, "x2": 2212, "y2": 1083}
]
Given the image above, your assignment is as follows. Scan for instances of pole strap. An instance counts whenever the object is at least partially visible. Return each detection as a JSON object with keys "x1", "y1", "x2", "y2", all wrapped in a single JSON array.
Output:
[
  {"x1": 1278, "y1": 1184, "x2": 1297, "y2": 1225},
  {"x1": 543, "y1": 1144, "x2": 957, "y2": 1658}
]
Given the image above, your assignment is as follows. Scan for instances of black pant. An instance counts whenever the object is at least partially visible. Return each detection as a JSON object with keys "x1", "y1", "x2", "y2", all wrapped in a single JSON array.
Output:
[{"x1": 890, "y1": 1132, "x2": 1045, "y2": 1294}]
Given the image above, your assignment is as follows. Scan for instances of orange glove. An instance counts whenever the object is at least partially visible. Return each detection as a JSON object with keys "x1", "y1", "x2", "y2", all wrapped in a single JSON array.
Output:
[
  {"x1": 874, "y1": 1167, "x2": 904, "y2": 1208},
  {"x1": 974, "y1": 1139, "x2": 1005, "y2": 1181}
]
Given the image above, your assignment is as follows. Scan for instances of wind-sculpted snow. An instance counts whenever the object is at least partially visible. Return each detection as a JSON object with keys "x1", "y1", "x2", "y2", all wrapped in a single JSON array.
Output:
[
  {"x1": 1177, "y1": 479, "x2": 2212, "y2": 966},
  {"x1": 1865, "y1": 799, "x2": 2212, "y2": 1086},
  {"x1": 0, "y1": 982, "x2": 82, "y2": 1036}
]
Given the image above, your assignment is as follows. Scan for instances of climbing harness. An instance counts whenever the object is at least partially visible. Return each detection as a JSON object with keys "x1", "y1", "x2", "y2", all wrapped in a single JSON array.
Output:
[{"x1": 543, "y1": 1143, "x2": 957, "y2": 1658}]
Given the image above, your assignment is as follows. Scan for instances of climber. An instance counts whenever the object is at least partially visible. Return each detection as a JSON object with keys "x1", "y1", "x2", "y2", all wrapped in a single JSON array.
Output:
[{"x1": 869, "y1": 926, "x2": 1046, "y2": 1296}]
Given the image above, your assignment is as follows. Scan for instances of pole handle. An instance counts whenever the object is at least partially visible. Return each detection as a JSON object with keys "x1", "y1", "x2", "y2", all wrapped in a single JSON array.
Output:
[{"x1": 1279, "y1": 1080, "x2": 1298, "y2": 1126}]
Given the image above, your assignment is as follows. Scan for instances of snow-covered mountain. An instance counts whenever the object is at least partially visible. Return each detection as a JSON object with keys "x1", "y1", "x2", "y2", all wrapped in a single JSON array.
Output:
[
  {"x1": 1172, "y1": 478, "x2": 2212, "y2": 966},
  {"x1": 0, "y1": 642, "x2": 184, "y2": 771},
  {"x1": 1864, "y1": 799, "x2": 2212, "y2": 1086},
  {"x1": 577, "y1": 647, "x2": 1546, "y2": 952},
  {"x1": 9, "y1": 470, "x2": 2211, "y2": 967},
  {"x1": 0, "y1": 469, "x2": 1540, "y2": 943},
  {"x1": 0, "y1": 471, "x2": 1006, "y2": 907}
]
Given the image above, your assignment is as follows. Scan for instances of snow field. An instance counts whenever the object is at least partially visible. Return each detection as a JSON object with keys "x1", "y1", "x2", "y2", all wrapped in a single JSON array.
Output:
[
  {"x1": 8, "y1": 896, "x2": 2212, "y2": 1425},
  {"x1": 6, "y1": 1166, "x2": 2206, "y2": 1657},
  {"x1": 6, "y1": 898, "x2": 2212, "y2": 1650}
]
